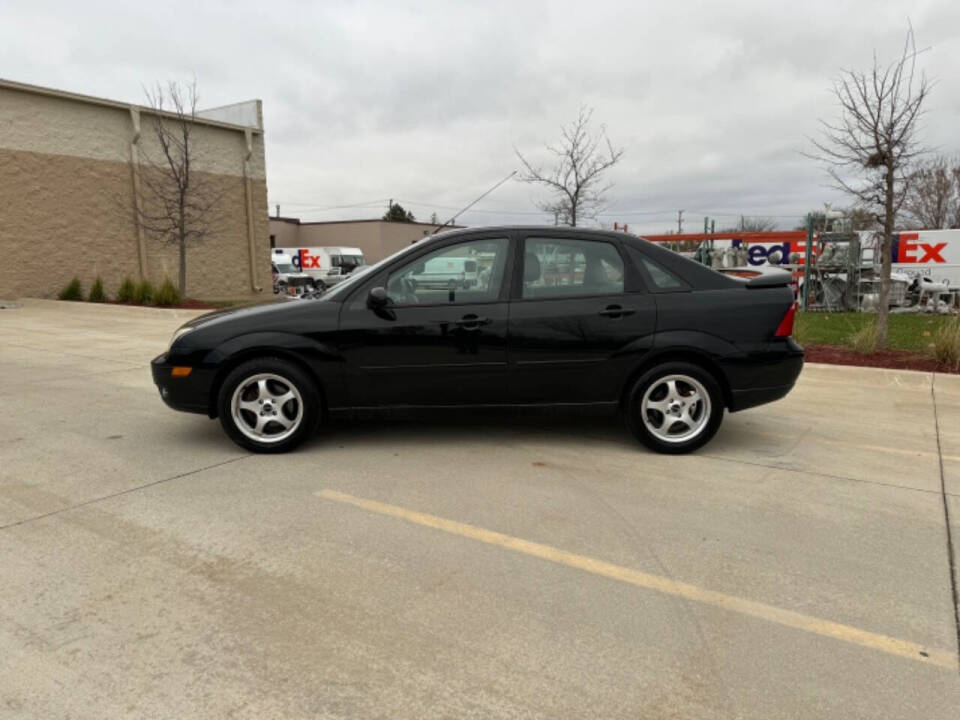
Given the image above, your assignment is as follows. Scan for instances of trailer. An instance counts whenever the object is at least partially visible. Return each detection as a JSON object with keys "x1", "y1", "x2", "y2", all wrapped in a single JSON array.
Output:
[{"x1": 640, "y1": 229, "x2": 960, "y2": 312}]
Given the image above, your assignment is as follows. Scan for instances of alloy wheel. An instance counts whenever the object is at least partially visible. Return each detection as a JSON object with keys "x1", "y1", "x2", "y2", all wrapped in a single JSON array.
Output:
[
  {"x1": 640, "y1": 374, "x2": 711, "y2": 444},
  {"x1": 230, "y1": 373, "x2": 304, "y2": 444}
]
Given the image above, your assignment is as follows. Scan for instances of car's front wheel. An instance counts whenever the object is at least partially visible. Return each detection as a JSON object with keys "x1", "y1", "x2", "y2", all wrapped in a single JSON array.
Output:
[
  {"x1": 625, "y1": 362, "x2": 724, "y2": 454},
  {"x1": 217, "y1": 357, "x2": 320, "y2": 453}
]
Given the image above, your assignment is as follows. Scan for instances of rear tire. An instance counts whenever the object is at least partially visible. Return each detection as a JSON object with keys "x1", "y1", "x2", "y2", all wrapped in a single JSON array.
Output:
[
  {"x1": 217, "y1": 357, "x2": 320, "y2": 453},
  {"x1": 625, "y1": 361, "x2": 724, "y2": 454}
]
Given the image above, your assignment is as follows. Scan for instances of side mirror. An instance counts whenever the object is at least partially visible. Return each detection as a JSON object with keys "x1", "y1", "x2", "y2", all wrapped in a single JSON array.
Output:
[{"x1": 367, "y1": 286, "x2": 389, "y2": 308}]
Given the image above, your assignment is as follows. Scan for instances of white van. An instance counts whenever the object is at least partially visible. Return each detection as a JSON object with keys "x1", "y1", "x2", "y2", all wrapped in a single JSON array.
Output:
[
  {"x1": 273, "y1": 247, "x2": 366, "y2": 288},
  {"x1": 409, "y1": 256, "x2": 480, "y2": 290}
]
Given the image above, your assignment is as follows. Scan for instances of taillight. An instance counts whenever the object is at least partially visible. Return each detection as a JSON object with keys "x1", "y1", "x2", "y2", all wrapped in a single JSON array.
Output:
[{"x1": 774, "y1": 302, "x2": 797, "y2": 338}]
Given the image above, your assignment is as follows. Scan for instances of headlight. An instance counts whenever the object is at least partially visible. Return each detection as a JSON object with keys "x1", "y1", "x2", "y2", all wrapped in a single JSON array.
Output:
[{"x1": 169, "y1": 325, "x2": 195, "y2": 349}]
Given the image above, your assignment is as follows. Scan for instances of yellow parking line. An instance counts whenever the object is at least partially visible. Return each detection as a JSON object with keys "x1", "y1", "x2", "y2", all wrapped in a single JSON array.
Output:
[{"x1": 316, "y1": 489, "x2": 958, "y2": 671}]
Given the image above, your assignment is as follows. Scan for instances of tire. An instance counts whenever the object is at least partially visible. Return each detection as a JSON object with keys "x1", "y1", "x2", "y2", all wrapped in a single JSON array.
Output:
[
  {"x1": 625, "y1": 361, "x2": 724, "y2": 454},
  {"x1": 217, "y1": 357, "x2": 321, "y2": 453}
]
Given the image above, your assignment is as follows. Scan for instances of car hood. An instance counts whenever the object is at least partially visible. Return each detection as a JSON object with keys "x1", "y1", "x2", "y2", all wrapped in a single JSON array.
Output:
[{"x1": 180, "y1": 300, "x2": 291, "y2": 329}]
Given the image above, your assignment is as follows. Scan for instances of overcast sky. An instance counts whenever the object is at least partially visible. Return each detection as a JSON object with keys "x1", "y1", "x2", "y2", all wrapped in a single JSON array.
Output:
[{"x1": 2, "y1": 0, "x2": 959, "y2": 232}]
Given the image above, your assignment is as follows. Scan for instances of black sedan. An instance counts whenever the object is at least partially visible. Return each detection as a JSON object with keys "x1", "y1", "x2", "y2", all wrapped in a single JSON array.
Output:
[{"x1": 152, "y1": 227, "x2": 803, "y2": 454}]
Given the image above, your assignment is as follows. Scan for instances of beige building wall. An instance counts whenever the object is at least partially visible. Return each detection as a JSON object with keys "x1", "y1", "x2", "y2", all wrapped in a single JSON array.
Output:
[
  {"x1": 270, "y1": 219, "x2": 461, "y2": 263},
  {"x1": 0, "y1": 80, "x2": 271, "y2": 301}
]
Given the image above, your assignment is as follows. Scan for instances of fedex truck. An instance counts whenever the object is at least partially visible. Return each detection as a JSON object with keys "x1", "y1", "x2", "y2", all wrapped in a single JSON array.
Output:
[
  {"x1": 710, "y1": 230, "x2": 960, "y2": 287},
  {"x1": 273, "y1": 247, "x2": 366, "y2": 289},
  {"x1": 719, "y1": 230, "x2": 960, "y2": 309}
]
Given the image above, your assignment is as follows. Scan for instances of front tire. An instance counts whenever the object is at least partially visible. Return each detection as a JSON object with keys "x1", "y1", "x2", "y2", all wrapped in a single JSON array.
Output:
[
  {"x1": 625, "y1": 362, "x2": 724, "y2": 454},
  {"x1": 217, "y1": 357, "x2": 320, "y2": 453}
]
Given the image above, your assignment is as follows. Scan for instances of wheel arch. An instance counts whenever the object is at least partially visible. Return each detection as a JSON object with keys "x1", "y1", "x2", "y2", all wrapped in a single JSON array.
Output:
[
  {"x1": 206, "y1": 347, "x2": 329, "y2": 419},
  {"x1": 619, "y1": 348, "x2": 732, "y2": 411}
]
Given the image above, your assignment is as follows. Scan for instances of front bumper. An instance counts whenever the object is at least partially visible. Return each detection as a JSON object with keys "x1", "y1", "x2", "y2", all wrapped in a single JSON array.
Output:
[
  {"x1": 151, "y1": 353, "x2": 215, "y2": 415},
  {"x1": 722, "y1": 339, "x2": 805, "y2": 412}
]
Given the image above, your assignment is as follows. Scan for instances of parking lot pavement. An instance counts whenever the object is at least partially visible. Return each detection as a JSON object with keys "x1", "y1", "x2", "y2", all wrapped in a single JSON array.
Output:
[{"x1": 1, "y1": 299, "x2": 959, "y2": 718}]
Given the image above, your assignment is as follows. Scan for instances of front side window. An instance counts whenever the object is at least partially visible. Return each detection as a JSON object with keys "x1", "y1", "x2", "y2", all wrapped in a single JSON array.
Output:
[
  {"x1": 522, "y1": 238, "x2": 624, "y2": 299},
  {"x1": 386, "y1": 237, "x2": 509, "y2": 305}
]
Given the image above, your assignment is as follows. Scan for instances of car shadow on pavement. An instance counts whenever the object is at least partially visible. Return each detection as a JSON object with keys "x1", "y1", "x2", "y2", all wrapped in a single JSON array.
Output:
[
  {"x1": 312, "y1": 408, "x2": 641, "y2": 453},
  {"x1": 170, "y1": 407, "x2": 764, "y2": 455}
]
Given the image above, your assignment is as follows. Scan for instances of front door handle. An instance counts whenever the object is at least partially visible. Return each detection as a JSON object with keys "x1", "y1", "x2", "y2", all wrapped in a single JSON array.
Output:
[
  {"x1": 454, "y1": 314, "x2": 491, "y2": 330},
  {"x1": 597, "y1": 304, "x2": 635, "y2": 318}
]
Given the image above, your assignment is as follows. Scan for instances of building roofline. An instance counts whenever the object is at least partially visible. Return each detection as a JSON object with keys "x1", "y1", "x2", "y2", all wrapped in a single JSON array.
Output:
[
  {"x1": 269, "y1": 216, "x2": 465, "y2": 229},
  {"x1": 0, "y1": 77, "x2": 262, "y2": 134}
]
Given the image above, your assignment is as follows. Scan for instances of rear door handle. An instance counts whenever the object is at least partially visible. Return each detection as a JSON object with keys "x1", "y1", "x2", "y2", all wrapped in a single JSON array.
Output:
[
  {"x1": 597, "y1": 305, "x2": 635, "y2": 318},
  {"x1": 454, "y1": 314, "x2": 491, "y2": 330}
]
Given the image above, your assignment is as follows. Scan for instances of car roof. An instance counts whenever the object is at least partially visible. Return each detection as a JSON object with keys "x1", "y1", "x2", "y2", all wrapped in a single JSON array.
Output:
[{"x1": 428, "y1": 225, "x2": 650, "y2": 245}]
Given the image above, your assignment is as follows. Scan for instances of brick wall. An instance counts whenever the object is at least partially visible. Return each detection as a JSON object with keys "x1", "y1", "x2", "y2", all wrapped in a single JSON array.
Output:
[{"x1": 0, "y1": 83, "x2": 271, "y2": 301}]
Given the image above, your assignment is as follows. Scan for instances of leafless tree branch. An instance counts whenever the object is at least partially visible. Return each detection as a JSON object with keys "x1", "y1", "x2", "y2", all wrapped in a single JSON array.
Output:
[
  {"x1": 134, "y1": 80, "x2": 226, "y2": 295},
  {"x1": 806, "y1": 25, "x2": 929, "y2": 349},
  {"x1": 515, "y1": 106, "x2": 624, "y2": 226}
]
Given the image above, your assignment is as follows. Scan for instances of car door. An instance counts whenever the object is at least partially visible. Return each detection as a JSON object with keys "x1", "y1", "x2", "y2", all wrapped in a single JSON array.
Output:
[
  {"x1": 337, "y1": 235, "x2": 513, "y2": 407},
  {"x1": 507, "y1": 233, "x2": 656, "y2": 404}
]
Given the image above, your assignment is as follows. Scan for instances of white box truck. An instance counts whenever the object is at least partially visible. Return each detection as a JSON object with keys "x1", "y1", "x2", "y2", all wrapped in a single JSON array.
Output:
[{"x1": 273, "y1": 247, "x2": 366, "y2": 289}]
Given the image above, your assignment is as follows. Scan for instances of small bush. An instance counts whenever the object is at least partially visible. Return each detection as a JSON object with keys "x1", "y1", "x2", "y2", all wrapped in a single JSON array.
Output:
[
  {"x1": 133, "y1": 279, "x2": 155, "y2": 305},
  {"x1": 153, "y1": 277, "x2": 182, "y2": 307},
  {"x1": 58, "y1": 277, "x2": 83, "y2": 301},
  {"x1": 88, "y1": 277, "x2": 106, "y2": 302},
  {"x1": 931, "y1": 320, "x2": 960, "y2": 370},
  {"x1": 847, "y1": 321, "x2": 878, "y2": 354},
  {"x1": 116, "y1": 277, "x2": 137, "y2": 303}
]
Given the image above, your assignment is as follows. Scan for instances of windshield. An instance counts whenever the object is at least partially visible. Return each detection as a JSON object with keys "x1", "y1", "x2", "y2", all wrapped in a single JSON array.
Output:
[
  {"x1": 275, "y1": 262, "x2": 296, "y2": 273},
  {"x1": 319, "y1": 242, "x2": 425, "y2": 301}
]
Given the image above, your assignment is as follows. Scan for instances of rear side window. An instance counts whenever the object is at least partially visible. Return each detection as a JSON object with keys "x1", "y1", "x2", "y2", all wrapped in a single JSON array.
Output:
[
  {"x1": 629, "y1": 248, "x2": 686, "y2": 291},
  {"x1": 522, "y1": 237, "x2": 625, "y2": 299}
]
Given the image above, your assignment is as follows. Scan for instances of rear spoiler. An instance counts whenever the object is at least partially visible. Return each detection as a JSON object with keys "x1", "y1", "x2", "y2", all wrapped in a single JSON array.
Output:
[{"x1": 745, "y1": 273, "x2": 791, "y2": 289}]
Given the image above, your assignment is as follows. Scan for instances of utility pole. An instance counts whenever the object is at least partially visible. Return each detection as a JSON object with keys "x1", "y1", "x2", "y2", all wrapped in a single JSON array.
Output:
[
  {"x1": 275, "y1": 204, "x2": 279, "y2": 218},
  {"x1": 677, "y1": 209, "x2": 684, "y2": 234}
]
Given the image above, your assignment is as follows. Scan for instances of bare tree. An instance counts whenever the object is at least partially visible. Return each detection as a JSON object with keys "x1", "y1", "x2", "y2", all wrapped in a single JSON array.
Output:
[
  {"x1": 903, "y1": 155, "x2": 960, "y2": 229},
  {"x1": 135, "y1": 81, "x2": 224, "y2": 296},
  {"x1": 516, "y1": 107, "x2": 624, "y2": 227},
  {"x1": 809, "y1": 27, "x2": 929, "y2": 349},
  {"x1": 729, "y1": 216, "x2": 778, "y2": 232}
]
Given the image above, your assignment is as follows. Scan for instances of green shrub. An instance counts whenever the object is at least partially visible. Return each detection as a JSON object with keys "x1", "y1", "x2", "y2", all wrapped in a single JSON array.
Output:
[
  {"x1": 58, "y1": 277, "x2": 83, "y2": 301},
  {"x1": 847, "y1": 320, "x2": 878, "y2": 354},
  {"x1": 931, "y1": 320, "x2": 960, "y2": 371},
  {"x1": 153, "y1": 277, "x2": 182, "y2": 307},
  {"x1": 88, "y1": 277, "x2": 106, "y2": 302},
  {"x1": 116, "y1": 277, "x2": 137, "y2": 303},
  {"x1": 133, "y1": 279, "x2": 155, "y2": 305}
]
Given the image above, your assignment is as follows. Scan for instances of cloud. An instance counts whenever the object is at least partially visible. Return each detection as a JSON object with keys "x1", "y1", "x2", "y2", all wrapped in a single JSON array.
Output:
[{"x1": 2, "y1": 0, "x2": 959, "y2": 232}]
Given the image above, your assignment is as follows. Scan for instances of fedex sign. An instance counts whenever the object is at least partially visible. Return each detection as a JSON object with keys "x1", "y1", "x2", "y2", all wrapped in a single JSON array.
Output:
[
  {"x1": 291, "y1": 249, "x2": 325, "y2": 270},
  {"x1": 892, "y1": 233, "x2": 947, "y2": 263},
  {"x1": 731, "y1": 239, "x2": 808, "y2": 266}
]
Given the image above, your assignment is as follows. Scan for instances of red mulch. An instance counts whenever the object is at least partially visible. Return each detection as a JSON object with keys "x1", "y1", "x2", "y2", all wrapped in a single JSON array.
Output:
[
  {"x1": 106, "y1": 298, "x2": 226, "y2": 310},
  {"x1": 175, "y1": 298, "x2": 226, "y2": 309},
  {"x1": 804, "y1": 344, "x2": 958, "y2": 374}
]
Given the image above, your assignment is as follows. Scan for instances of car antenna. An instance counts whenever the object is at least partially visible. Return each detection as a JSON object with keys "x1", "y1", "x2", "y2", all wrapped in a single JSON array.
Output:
[{"x1": 432, "y1": 170, "x2": 517, "y2": 234}]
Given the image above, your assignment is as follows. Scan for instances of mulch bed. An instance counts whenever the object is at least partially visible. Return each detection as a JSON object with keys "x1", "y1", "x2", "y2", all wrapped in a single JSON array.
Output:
[
  {"x1": 804, "y1": 343, "x2": 959, "y2": 374},
  {"x1": 105, "y1": 298, "x2": 226, "y2": 310}
]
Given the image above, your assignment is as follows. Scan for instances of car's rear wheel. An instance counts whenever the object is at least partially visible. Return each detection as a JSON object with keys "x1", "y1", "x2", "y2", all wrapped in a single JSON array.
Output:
[
  {"x1": 626, "y1": 362, "x2": 724, "y2": 454},
  {"x1": 217, "y1": 357, "x2": 320, "y2": 453}
]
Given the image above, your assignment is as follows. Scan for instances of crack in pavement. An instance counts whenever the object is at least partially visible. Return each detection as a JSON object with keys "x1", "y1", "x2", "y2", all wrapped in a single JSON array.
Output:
[
  {"x1": 931, "y1": 373, "x2": 960, "y2": 674},
  {"x1": 701, "y1": 452, "x2": 960, "y2": 498},
  {"x1": 0, "y1": 455, "x2": 250, "y2": 532}
]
